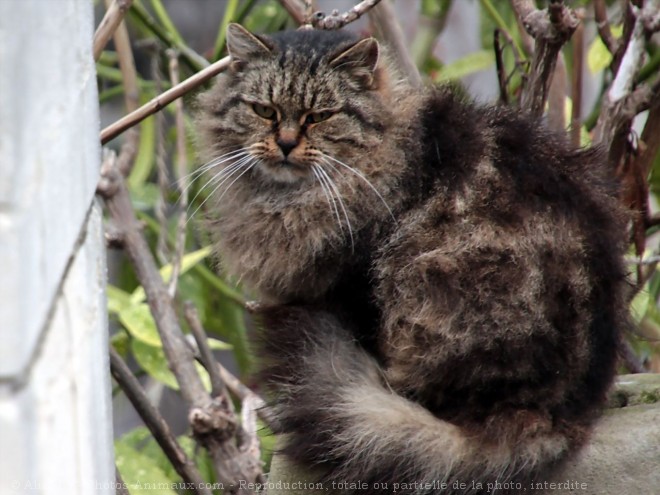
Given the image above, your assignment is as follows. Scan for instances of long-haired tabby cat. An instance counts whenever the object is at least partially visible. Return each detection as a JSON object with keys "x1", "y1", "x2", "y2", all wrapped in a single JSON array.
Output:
[{"x1": 196, "y1": 23, "x2": 628, "y2": 494}]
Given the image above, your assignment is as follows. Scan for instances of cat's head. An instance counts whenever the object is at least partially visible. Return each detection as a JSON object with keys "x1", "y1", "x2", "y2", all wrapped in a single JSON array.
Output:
[{"x1": 197, "y1": 24, "x2": 395, "y2": 186}]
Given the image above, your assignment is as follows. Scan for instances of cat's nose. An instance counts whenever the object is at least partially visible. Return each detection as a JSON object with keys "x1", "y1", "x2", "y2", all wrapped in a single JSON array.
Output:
[{"x1": 276, "y1": 137, "x2": 298, "y2": 156}]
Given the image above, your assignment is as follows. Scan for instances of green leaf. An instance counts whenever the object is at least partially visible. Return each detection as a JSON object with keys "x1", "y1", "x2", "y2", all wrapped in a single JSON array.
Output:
[
  {"x1": 131, "y1": 339, "x2": 213, "y2": 391},
  {"x1": 433, "y1": 51, "x2": 494, "y2": 82},
  {"x1": 212, "y1": 0, "x2": 240, "y2": 60},
  {"x1": 129, "y1": 183, "x2": 161, "y2": 211},
  {"x1": 111, "y1": 330, "x2": 131, "y2": 358},
  {"x1": 108, "y1": 285, "x2": 133, "y2": 314},
  {"x1": 120, "y1": 303, "x2": 162, "y2": 347},
  {"x1": 587, "y1": 36, "x2": 612, "y2": 74},
  {"x1": 131, "y1": 339, "x2": 178, "y2": 389},
  {"x1": 150, "y1": 0, "x2": 185, "y2": 46},
  {"x1": 587, "y1": 25, "x2": 623, "y2": 73},
  {"x1": 206, "y1": 337, "x2": 234, "y2": 351},
  {"x1": 118, "y1": 426, "x2": 152, "y2": 451},
  {"x1": 128, "y1": 113, "x2": 156, "y2": 191},
  {"x1": 130, "y1": 247, "x2": 213, "y2": 304},
  {"x1": 115, "y1": 440, "x2": 179, "y2": 495},
  {"x1": 207, "y1": 337, "x2": 232, "y2": 350},
  {"x1": 631, "y1": 287, "x2": 651, "y2": 324},
  {"x1": 257, "y1": 419, "x2": 276, "y2": 469}
]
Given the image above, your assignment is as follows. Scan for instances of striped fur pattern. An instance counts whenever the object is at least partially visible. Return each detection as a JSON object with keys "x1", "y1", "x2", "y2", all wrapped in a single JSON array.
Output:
[{"x1": 196, "y1": 24, "x2": 629, "y2": 495}]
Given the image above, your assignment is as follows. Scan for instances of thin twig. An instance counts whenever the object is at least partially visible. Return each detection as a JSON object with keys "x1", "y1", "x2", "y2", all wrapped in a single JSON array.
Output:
[
  {"x1": 101, "y1": 56, "x2": 230, "y2": 144},
  {"x1": 368, "y1": 0, "x2": 422, "y2": 87},
  {"x1": 166, "y1": 50, "x2": 189, "y2": 297},
  {"x1": 547, "y1": 51, "x2": 568, "y2": 131},
  {"x1": 311, "y1": 0, "x2": 383, "y2": 29},
  {"x1": 110, "y1": 347, "x2": 212, "y2": 493},
  {"x1": 149, "y1": 44, "x2": 170, "y2": 265},
  {"x1": 410, "y1": 0, "x2": 453, "y2": 69},
  {"x1": 93, "y1": 0, "x2": 134, "y2": 61},
  {"x1": 102, "y1": 0, "x2": 141, "y2": 178},
  {"x1": 181, "y1": 302, "x2": 271, "y2": 430},
  {"x1": 303, "y1": 0, "x2": 314, "y2": 22},
  {"x1": 638, "y1": 85, "x2": 660, "y2": 178},
  {"x1": 104, "y1": 0, "x2": 139, "y2": 115},
  {"x1": 494, "y1": 30, "x2": 509, "y2": 105},
  {"x1": 184, "y1": 301, "x2": 227, "y2": 399},
  {"x1": 279, "y1": 0, "x2": 307, "y2": 25},
  {"x1": 128, "y1": 0, "x2": 209, "y2": 72},
  {"x1": 621, "y1": 339, "x2": 647, "y2": 374},
  {"x1": 216, "y1": 363, "x2": 279, "y2": 431},
  {"x1": 238, "y1": 393, "x2": 264, "y2": 481},
  {"x1": 593, "y1": 0, "x2": 617, "y2": 54},
  {"x1": 570, "y1": 12, "x2": 585, "y2": 146}
]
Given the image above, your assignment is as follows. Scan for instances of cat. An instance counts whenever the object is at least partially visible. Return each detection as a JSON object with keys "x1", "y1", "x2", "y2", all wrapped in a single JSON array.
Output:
[{"x1": 196, "y1": 23, "x2": 629, "y2": 495}]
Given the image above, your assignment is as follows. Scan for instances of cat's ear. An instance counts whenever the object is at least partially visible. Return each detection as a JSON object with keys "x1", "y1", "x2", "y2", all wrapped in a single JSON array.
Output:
[
  {"x1": 226, "y1": 23, "x2": 274, "y2": 67},
  {"x1": 329, "y1": 38, "x2": 380, "y2": 87}
]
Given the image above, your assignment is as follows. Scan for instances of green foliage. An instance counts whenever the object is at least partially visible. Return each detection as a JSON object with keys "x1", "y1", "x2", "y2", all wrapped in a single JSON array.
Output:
[
  {"x1": 116, "y1": 428, "x2": 216, "y2": 493},
  {"x1": 432, "y1": 50, "x2": 494, "y2": 83}
]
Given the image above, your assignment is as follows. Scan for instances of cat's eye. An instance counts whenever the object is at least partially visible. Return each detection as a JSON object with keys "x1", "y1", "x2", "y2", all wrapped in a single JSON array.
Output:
[
  {"x1": 252, "y1": 103, "x2": 277, "y2": 120},
  {"x1": 306, "y1": 111, "x2": 333, "y2": 124}
]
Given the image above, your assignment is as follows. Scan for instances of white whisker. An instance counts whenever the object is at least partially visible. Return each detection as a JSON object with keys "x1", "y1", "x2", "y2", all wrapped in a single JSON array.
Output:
[
  {"x1": 187, "y1": 157, "x2": 249, "y2": 208},
  {"x1": 186, "y1": 155, "x2": 254, "y2": 224},
  {"x1": 214, "y1": 158, "x2": 258, "y2": 203},
  {"x1": 316, "y1": 162, "x2": 354, "y2": 251},
  {"x1": 180, "y1": 148, "x2": 249, "y2": 187},
  {"x1": 321, "y1": 153, "x2": 396, "y2": 222},
  {"x1": 312, "y1": 163, "x2": 343, "y2": 234}
]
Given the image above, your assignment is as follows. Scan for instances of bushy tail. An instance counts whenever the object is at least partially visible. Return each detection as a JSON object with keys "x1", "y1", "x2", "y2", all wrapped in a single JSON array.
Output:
[{"x1": 258, "y1": 306, "x2": 571, "y2": 495}]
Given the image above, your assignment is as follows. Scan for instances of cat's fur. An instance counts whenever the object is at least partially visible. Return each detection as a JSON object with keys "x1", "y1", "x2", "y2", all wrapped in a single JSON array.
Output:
[{"x1": 196, "y1": 24, "x2": 629, "y2": 495}]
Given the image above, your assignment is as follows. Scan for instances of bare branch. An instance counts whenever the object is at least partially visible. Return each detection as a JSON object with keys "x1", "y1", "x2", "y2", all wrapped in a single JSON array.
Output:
[
  {"x1": 570, "y1": 13, "x2": 585, "y2": 146},
  {"x1": 643, "y1": 9, "x2": 660, "y2": 33},
  {"x1": 110, "y1": 347, "x2": 212, "y2": 493},
  {"x1": 184, "y1": 301, "x2": 227, "y2": 399},
  {"x1": 512, "y1": 0, "x2": 579, "y2": 116},
  {"x1": 494, "y1": 30, "x2": 509, "y2": 105},
  {"x1": 637, "y1": 83, "x2": 660, "y2": 178},
  {"x1": 237, "y1": 394, "x2": 265, "y2": 482},
  {"x1": 620, "y1": 340, "x2": 648, "y2": 374},
  {"x1": 547, "y1": 52, "x2": 568, "y2": 132},
  {"x1": 166, "y1": 50, "x2": 189, "y2": 297},
  {"x1": 593, "y1": 4, "x2": 652, "y2": 148},
  {"x1": 99, "y1": 158, "x2": 261, "y2": 493},
  {"x1": 612, "y1": 1, "x2": 638, "y2": 75},
  {"x1": 410, "y1": 0, "x2": 453, "y2": 68},
  {"x1": 101, "y1": 56, "x2": 230, "y2": 144},
  {"x1": 593, "y1": 0, "x2": 617, "y2": 54},
  {"x1": 93, "y1": 0, "x2": 134, "y2": 61},
  {"x1": 216, "y1": 363, "x2": 279, "y2": 431},
  {"x1": 181, "y1": 300, "x2": 278, "y2": 430},
  {"x1": 279, "y1": 0, "x2": 307, "y2": 25},
  {"x1": 104, "y1": 0, "x2": 139, "y2": 114},
  {"x1": 101, "y1": 0, "x2": 141, "y2": 178},
  {"x1": 311, "y1": 0, "x2": 382, "y2": 29},
  {"x1": 368, "y1": 0, "x2": 422, "y2": 87}
]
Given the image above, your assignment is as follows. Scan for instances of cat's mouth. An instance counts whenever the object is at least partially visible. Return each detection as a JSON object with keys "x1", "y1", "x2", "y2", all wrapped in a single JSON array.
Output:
[{"x1": 259, "y1": 158, "x2": 310, "y2": 184}]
